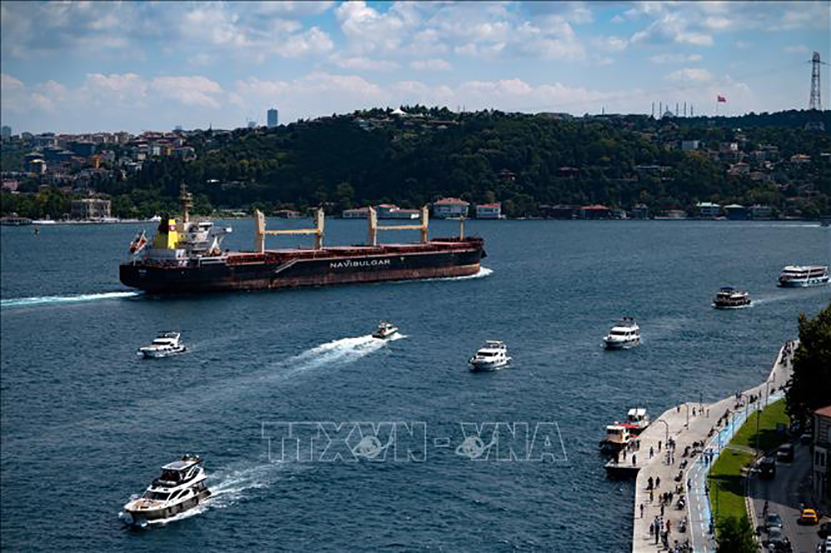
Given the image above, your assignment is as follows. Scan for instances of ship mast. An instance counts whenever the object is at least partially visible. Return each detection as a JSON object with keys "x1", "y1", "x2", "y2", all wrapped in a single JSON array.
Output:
[{"x1": 180, "y1": 183, "x2": 193, "y2": 224}]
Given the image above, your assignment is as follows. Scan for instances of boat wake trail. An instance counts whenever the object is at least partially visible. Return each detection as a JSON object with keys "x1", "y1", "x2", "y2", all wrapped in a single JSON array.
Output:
[
  {"x1": 140, "y1": 460, "x2": 292, "y2": 526},
  {"x1": 282, "y1": 334, "x2": 395, "y2": 377},
  {"x1": 1, "y1": 291, "x2": 139, "y2": 309}
]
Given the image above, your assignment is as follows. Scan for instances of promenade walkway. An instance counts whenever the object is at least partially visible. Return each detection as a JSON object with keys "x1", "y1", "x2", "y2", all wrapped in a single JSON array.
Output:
[{"x1": 630, "y1": 342, "x2": 795, "y2": 553}]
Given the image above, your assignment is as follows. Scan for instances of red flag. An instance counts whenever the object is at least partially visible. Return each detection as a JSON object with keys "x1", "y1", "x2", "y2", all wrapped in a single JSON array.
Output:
[
  {"x1": 129, "y1": 230, "x2": 147, "y2": 255},
  {"x1": 717, "y1": 95, "x2": 726, "y2": 103}
]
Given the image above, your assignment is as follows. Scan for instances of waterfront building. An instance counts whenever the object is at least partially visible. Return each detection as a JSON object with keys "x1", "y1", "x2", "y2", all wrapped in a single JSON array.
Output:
[
  {"x1": 812, "y1": 405, "x2": 831, "y2": 503},
  {"x1": 342, "y1": 207, "x2": 369, "y2": 219},
  {"x1": 70, "y1": 198, "x2": 111, "y2": 220},
  {"x1": 540, "y1": 204, "x2": 579, "y2": 219},
  {"x1": 750, "y1": 204, "x2": 773, "y2": 219},
  {"x1": 631, "y1": 204, "x2": 650, "y2": 219},
  {"x1": 432, "y1": 198, "x2": 469, "y2": 218},
  {"x1": 476, "y1": 203, "x2": 502, "y2": 219},
  {"x1": 724, "y1": 204, "x2": 750, "y2": 220},
  {"x1": 274, "y1": 209, "x2": 301, "y2": 219},
  {"x1": 376, "y1": 204, "x2": 420, "y2": 219},
  {"x1": 696, "y1": 202, "x2": 722, "y2": 218},
  {"x1": 579, "y1": 205, "x2": 611, "y2": 219},
  {"x1": 267, "y1": 108, "x2": 279, "y2": 128}
]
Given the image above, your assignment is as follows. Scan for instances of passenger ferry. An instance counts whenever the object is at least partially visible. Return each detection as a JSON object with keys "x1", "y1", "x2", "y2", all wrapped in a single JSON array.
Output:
[
  {"x1": 603, "y1": 318, "x2": 641, "y2": 350},
  {"x1": 625, "y1": 408, "x2": 650, "y2": 434},
  {"x1": 468, "y1": 341, "x2": 512, "y2": 371},
  {"x1": 119, "y1": 455, "x2": 211, "y2": 528},
  {"x1": 599, "y1": 424, "x2": 632, "y2": 453},
  {"x1": 713, "y1": 287, "x2": 752, "y2": 309},
  {"x1": 778, "y1": 265, "x2": 829, "y2": 287}
]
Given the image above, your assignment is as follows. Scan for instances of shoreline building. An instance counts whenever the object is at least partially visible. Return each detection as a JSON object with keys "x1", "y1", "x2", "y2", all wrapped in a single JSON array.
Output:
[
  {"x1": 432, "y1": 198, "x2": 469, "y2": 219},
  {"x1": 475, "y1": 203, "x2": 502, "y2": 219},
  {"x1": 813, "y1": 405, "x2": 831, "y2": 503},
  {"x1": 71, "y1": 198, "x2": 112, "y2": 220},
  {"x1": 267, "y1": 108, "x2": 279, "y2": 128}
]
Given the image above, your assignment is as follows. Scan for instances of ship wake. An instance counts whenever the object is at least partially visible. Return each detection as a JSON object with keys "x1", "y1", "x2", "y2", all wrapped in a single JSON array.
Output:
[
  {"x1": 1, "y1": 291, "x2": 139, "y2": 309},
  {"x1": 282, "y1": 334, "x2": 397, "y2": 377}
]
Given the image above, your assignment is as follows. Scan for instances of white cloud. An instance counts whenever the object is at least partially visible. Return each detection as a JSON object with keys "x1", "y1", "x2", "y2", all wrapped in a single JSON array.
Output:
[
  {"x1": 410, "y1": 59, "x2": 452, "y2": 71},
  {"x1": 650, "y1": 53, "x2": 703, "y2": 64},
  {"x1": 666, "y1": 68, "x2": 713, "y2": 82},
  {"x1": 593, "y1": 35, "x2": 628, "y2": 52},
  {"x1": 334, "y1": 56, "x2": 400, "y2": 71},
  {"x1": 150, "y1": 76, "x2": 223, "y2": 108},
  {"x1": 335, "y1": 1, "x2": 419, "y2": 54},
  {"x1": 783, "y1": 44, "x2": 810, "y2": 55}
]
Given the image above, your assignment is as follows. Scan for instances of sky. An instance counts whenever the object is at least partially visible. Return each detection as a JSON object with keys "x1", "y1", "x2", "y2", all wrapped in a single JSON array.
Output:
[{"x1": 1, "y1": 1, "x2": 829, "y2": 134}]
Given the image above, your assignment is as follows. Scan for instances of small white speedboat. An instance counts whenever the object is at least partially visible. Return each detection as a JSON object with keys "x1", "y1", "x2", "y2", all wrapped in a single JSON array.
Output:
[
  {"x1": 372, "y1": 321, "x2": 399, "y2": 339},
  {"x1": 138, "y1": 332, "x2": 187, "y2": 358},
  {"x1": 468, "y1": 341, "x2": 512, "y2": 371},
  {"x1": 603, "y1": 317, "x2": 640, "y2": 350},
  {"x1": 119, "y1": 454, "x2": 211, "y2": 528}
]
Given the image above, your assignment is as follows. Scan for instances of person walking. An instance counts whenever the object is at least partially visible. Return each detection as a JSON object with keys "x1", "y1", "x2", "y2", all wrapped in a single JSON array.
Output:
[
  {"x1": 640, "y1": 503, "x2": 644, "y2": 518},
  {"x1": 650, "y1": 446, "x2": 654, "y2": 458},
  {"x1": 656, "y1": 476, "x2": 660, "y2": 489}
]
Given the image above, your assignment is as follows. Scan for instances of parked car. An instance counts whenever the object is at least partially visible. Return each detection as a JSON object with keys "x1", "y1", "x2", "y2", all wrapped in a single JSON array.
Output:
[
  {"x1": 776, "y1": 443, "x2": 795, "y2": 462},
  {"x1": 760, "y1": 457, "x2": 777, "y2": 479},
  {"x1": 802, "y1": 508, "x2": 820, "y2": 525},
  {"x1": 801, "y1": 432, "x2": 813, "y2": 445}
]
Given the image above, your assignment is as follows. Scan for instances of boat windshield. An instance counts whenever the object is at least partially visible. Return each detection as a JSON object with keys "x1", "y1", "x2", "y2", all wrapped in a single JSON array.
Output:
[
  {"x1": 159, "y1": 469, "x2": 182, "y2": 482},
  {"x1": 152, "y1": 339, "x2": 173, "y2": 345},
  {"x1": 142, "y1": 491, "x2": 171, "y2": 501}
]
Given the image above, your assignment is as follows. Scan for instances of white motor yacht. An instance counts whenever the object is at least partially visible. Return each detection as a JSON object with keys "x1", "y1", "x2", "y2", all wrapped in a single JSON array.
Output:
[
  {"x1": 468, "y1": 341, "x2": 512, "y2": 371},
  {"x1": 625, "y1": 408, "x2": 650, "y2": 434},
  {"x1": 119, "y1": 454, "x2": 211, "y2": 528},
  {"x1": 713, "y1": 287, "x2": 752, "y2": 309},
  {"x1": 603, "y1": 318, "x2": 640, "y2": 350},
  {"x1": 778, "y1": 265, "x2": 829, "y2": 287},
  {"x1": 372, "y1": 321, "x2": 399, "y2": 339},
  {"x1": 138, "y1": 332, "x2": 187, "y2": 358}
]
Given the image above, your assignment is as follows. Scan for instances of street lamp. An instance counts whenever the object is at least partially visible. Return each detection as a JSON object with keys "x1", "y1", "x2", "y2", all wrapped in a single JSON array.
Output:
[{"x1": 685, "y1": 403, "x2": 691, "y2": 429}]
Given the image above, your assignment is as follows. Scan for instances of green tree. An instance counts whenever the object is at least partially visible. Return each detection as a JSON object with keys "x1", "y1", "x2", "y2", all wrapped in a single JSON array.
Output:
[
  {"x1": 716, "y1": 516, "x2": 757, "y2": 553},
  {"x1": 787, "y1": 303, "x2": 831, "y2": 423}
]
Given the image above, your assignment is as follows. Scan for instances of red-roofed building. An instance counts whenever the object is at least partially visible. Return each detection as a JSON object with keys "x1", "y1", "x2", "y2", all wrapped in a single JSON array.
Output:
[
  {"x1": 475, "y1": 203, "x2": 502, "y2": 219},
  {"x1": 432, "y1": 197, "x2": 469, "y2": 218},
  {"x1": 813, "y1": 404, "x2": 831, "y2": 501},
  {"x1": 579, "y1": 205, "x2": 611, "y2": 219}
]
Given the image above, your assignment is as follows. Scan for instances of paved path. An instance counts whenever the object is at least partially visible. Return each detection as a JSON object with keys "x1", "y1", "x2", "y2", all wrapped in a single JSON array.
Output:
[{"x1": 631, "y1": 342, "x2": 795, "y2": 553}]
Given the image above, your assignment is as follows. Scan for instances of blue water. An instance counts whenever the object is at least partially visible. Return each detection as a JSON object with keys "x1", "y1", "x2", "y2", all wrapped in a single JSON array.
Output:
[{"x1": 1, "y1": 220, "x2": 829, "y2": 552}]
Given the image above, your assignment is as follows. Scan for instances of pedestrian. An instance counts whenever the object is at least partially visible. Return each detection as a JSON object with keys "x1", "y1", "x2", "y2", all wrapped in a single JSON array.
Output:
[
  {"x1": 687, "y1": 478, "x2": 691, "y2": 490},
  {"x1": 640, "y1": 503, "x2": 644, "y2": 518},
  {"x1": 649, "y1": 521, "x2": 654, "y2": 537},
  {"x1": 648, "y1": 476, "x2": 653, "y2": 489},
  {"x1": 650, "y1": 490, "x2": 654, "y2": 502},
  {"x1": 667, "y1": 520, "x2": 672, "y2": 534},
  {"x1": 650, "y1": 446, "x2": 654, "y2": 458},
  {"x1": 656, "y1": 476, "x2": 660, "y2": 489},
  {"x1": 632, "y1": 454, "x2": 636, "y2": 466},
  {"x1": 658, "y1": 440, "x2": 662, "y2": 451},
  {"x1": 660, "y1": 503, "x2": 665, "y2": 517}
]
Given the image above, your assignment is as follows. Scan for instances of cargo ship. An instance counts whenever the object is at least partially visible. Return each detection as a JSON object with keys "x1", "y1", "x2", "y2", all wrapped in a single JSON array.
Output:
[{"x1": 120, "y1": 187, "x2": 486, "y2": 293}]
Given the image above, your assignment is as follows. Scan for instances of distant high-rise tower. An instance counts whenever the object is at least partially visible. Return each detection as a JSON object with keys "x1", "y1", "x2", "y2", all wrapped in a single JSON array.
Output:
[
  {"x1": 267, "y1": 108, "x2": 279, "y2": 128},
  {"x1": 810, "y1": 51, "x2": 823, "y2": 111},
  {"x1": 0, "y1": 125, "x2": 11, "y2": 140}
]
